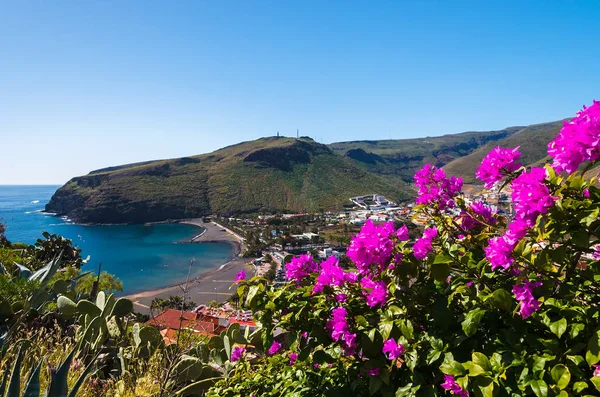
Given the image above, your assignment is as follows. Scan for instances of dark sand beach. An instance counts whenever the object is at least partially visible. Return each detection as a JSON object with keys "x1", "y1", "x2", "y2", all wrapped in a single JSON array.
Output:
[{"x1": 126, "y1": 220, "x2": 257, "y2": 314}]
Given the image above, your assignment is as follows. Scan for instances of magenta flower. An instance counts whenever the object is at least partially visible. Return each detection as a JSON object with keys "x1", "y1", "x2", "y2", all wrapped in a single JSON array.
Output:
[
  {"x1": 345, "y1": 271, "x2": 358, "y2": 283},
  {"x1": 285, "y1": 254, "x2": 318, "y2": 283},
  {"x1": 548, "y1": 100, "x2": 600, "y2": 174},
  {"x1": 346, "y1": 219, "x2": 396, "y2": 276},
  {"x1": 593, "y1": 246, "x2": 600, "y2": 260},
  {"x1": 460, "y1": 201, "x2": 497, "y2": 230},
  {"x1": 593, "y1": 364, "x2": 600, "y2": 377},
  {"x1": 360, "y1": 277, "x2": 388, "y2": 308},
  {"x1": 268, "y1": 341, "x2": 282, "y2": 355},
  {"x1": 230, "y1": 346, "x2": 245, "y2": 362},
  {"x1": 367, "y1": 368, "x2": 380, "y2": 376},
  {"x1": 584, "y1": 189, "x2": 591, "y2": 198},
  {"x1": 396, "y1": 225, "x2": 409, "y2": 241},
  {"x1": 289, "y1": 352, "x2": 298, "y2": 366},
  {"x1": 335, "y1": 293, "x2": 347, "y2": 302},
  {"x1": 511, "y1": 167, "x2": 555, "y2": 226},
  {"x1": 326, "y1": 307, "x2": 357, "y2": 355},
  {"x1": 512, "y1": 280, "x2": 543, "y2": 318},
  {"x1": 475, "y1": 146, "x2": 522, "y2": 188},
  {"x1": 441, "y1": 374, "x2": 469, "y2": 396},
  {"x1": 234, "y1": 269, "x2": 246, "y2": 282},
  {"x1": 382, "y1": 338, "x2": 405, "y2": 360},
  {"x1": 484, "y1": 236, "x2": 514, "y2": 271},
  {"x1": 413, "y1": 226, "x2": 438, "y2": 260},
  {"x1": 414, "y1": 164, "x2": 463, "y2": 209},
  {"x1": 313, "y1": 256, "x2": 346, "y2": 293}
]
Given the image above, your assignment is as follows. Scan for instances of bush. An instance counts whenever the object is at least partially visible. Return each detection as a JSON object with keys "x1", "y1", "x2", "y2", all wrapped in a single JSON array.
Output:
[{"x1": 228, "y1": 101, "x2": 600, "y2": 396}]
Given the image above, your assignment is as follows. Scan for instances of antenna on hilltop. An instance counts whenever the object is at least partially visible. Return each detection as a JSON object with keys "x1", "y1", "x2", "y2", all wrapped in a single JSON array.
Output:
[{"x1": 297, "y1": 129, "x2": 299, "y2": 139}]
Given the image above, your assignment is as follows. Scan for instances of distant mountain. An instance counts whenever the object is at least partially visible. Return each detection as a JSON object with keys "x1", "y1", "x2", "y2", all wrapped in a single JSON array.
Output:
[
  {"x1": 46, "y1": 137, "x2": 412, "y2": 223},
  {"x1": 329, "y1": 126, "x2": 525, "y2": 183},
  {"x1": 442, "y1": 120, "x2": 565, "y2": 183},
  {"x1": 47, "y1": 119, "x2": 567, "y2": 224}
]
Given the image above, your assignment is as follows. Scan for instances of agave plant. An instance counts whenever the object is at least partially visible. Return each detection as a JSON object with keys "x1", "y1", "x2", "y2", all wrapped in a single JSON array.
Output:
[{"x1": 0, "y1": 341, "x2": 98, "y2": 397}]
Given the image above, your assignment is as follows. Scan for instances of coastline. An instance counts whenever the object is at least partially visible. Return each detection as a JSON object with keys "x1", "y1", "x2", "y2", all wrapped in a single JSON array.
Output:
[{"x1": 125, "y1": 220, "x2": 254, "y2": 314}]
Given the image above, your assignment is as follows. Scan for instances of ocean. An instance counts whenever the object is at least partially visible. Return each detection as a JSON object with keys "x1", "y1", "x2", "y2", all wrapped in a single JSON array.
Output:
[{"x1": 0, "y1": 185, "x2": 235, "y2": 294}]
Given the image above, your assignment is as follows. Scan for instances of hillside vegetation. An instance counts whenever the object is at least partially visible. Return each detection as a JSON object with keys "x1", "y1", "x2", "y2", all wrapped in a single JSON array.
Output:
[
  {"x1": 443, "y1": 120, "x2": 565, "y2": 183},
  {"x1": 329, "y1": 126, "x2": 524, "y2": 182},
  {"x1": 46, "y1": 137, "x2": 412, "y2": 223}
]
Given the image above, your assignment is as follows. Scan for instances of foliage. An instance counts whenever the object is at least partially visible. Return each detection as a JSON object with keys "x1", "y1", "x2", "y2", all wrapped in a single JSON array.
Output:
[
  {"x1": 150, "y1": 295, "x2": 197, "y2": 312},
  {"x1": 227, "y1": 102, "x2": 600, "y2": 396}
]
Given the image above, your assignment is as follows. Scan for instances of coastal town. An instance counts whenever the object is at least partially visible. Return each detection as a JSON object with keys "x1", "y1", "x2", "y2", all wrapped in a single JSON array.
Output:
[{"x1": 136, "y1": 183, "x2": 514, "y2": 345}]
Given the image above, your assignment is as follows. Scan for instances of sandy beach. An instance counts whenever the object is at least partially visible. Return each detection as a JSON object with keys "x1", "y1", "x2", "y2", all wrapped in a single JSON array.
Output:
[{"x1": 126, "y1": 220, "x2": 256, "y2": 314}]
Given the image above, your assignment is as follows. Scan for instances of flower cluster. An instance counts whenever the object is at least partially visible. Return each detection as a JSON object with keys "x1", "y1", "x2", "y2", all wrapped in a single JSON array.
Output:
[
  {"x1": 268, "y1": 341, "x2": 282, "y2": 355},
  {"x1": 382, "y1": 338, "x2": 404, "y2": 360},
  {"x1": 346, "y1": 220, "x2": 396, "y2": 275},
  {"x1": 285, "y1": 254, "x2": 318, "y2": 283},
  {"x1": 475, "y1": 146, "x2": 522, "y2": 188},
  {"x1": 326, "y1": 307, "x2": 357, "y2": 355},
  {"x1": 459, "y1": 201, "x2": 497, "y2": 231},
  {"x1": 441, "y1": 375, "x2": 469, "y2": 397},
  {"x1": 484, "y1": 168, "x2": 555, "y2": 271},
  {"x1": 360, "y1": 277, "x2": 388, "y2": 308},
  {"x1": 548, "y1": 100, "x2": 600, "y2": 174},
  {"x1": 313, "y1": 256, "x2": 347, "y2": 293},
  {"x1": 231, "y1": 347, "x2": 245, "y2": 362},
  {"x1": 413, "y1": 226, "x2": 438, "y2": 260},
  {"x1": 512, "y1": 280, "x2": 543, "y2": 318},
  {"x1": 414, "y1": 164, "x2": 463, "y2": 210}
]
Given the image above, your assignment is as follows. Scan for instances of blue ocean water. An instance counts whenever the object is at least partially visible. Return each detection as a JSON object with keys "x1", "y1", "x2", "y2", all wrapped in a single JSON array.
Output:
[{"x1": 0, "y1": 185, "x2": 234, "y2": 294}]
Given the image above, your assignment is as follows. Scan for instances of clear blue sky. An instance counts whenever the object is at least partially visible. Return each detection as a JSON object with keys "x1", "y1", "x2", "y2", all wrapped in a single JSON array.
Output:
[{"x1": 1, "y1": 1, "x2": 599, "y2": 184}]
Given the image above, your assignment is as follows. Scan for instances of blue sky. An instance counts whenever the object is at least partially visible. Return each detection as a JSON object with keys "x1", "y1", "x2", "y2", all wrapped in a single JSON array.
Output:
[{"x1": 1, "y1": 1, "x2": 599, "y2": 184}]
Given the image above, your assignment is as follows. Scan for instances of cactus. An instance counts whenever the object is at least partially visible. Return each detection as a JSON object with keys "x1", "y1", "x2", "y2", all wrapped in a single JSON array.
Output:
[
  {"x1": 57, "y1": 295, "x2": 77, "y2": 319},
  {"x1": 110, "y1": 297, "x2": 133, "y2": 317},
  {"x1": 172, "y1": 355, "x2": 205, "y2": 383},
  {"x1": 76, "y1": 299, "x2": 102, "y2": 318}
]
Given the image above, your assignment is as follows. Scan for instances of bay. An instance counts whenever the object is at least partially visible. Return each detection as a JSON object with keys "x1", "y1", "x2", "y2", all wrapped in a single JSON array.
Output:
[{"x1": 0, "y1": 185, "x2": 234, "y2": 294}]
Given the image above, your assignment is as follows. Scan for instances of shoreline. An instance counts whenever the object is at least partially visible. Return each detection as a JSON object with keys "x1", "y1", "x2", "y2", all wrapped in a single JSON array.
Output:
[{"x1": 124, "y1": 220, "x2": 253, "y2": 314}]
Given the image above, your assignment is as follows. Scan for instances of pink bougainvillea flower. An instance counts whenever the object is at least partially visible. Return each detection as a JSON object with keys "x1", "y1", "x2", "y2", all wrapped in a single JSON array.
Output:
[
  {"x1": 511, "y1": 167, "x2": 556, "y2": 226},
  {"x1": 441, "y1": 374, "x2": 469, "y2": 396},
  {"x1": 584, "y1": 189, "x2": 591, "y2": 198},
  {"x1": 413, "y1": 226, "x2": 438, "y2": 260},
  {"x1": 484, "y1": 236, "x2": 514, "y2": 271},
  {"x1": 382, "y1": 338, "x2": 405, "y2": 360},
  {"x1": 326, "y1": 307, "x2": 357, "y2": 355},
  {"x1": 512, "y1": 280, "x2": 543, "y2": 318},
  {"x1": 475, "y1": 146, "x2": 522, "y2": 188},
  {"x1": 460, "y1": 201, "x2": 498, "y2": 230},
  {"x1": 360, "y1": 277, "x2": 388, "y2": 308},
  {"x1": 346, "y1": 219, "x2": 396, "y2": 276},
  {"x1": 396, "y1": 225, "x2": 409, "y2": 241},
  {"x1": 593, "y1": 364, "x2": 600, "y2": 377},
  {"x1": 231, "y1": 347, "x2": 245, "y2": 362},
  {"x1": 313, "y1": 256, "x2": 346, "y2": 293},
  {"x1": 285, "y1": 254, "x2": 318, "y2": 283},
  {"x1": 548, "y1": 100, "x2": 600, "y2": 174},
  {"x1": 335, "y1": 293, "x2": 347, "y2": 302},
  {"x1": 234, "y1": 269, "x2": 246, "y2": 282},
  {"x1": 268, "y1": 341, "x2": 282, "y2": 355},
  {"x1": 414, "y1": 164, "x2": 463, "y2": 210},
  {"x1": 289, "y1": 352, "x2": 298, "y2": 366}
]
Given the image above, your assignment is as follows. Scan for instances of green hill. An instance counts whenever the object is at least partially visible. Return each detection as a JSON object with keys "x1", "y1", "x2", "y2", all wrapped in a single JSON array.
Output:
[
  {"x1": 328, "y1": 126, "x2": 524, "y2": 183},
  {"x1": 442, "y1": 120, "x2": 565, "y2": 183},
  {"x1": 46, "y1": 137, "x2": 412, "y2": 224}
]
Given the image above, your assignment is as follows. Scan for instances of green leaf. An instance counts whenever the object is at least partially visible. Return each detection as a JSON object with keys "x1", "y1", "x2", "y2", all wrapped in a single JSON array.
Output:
[
  {"x1": 572, "y1": 230, "x2": 590, "y2": 248},
  {"x1": 440, "y1": 361, "x2": 466, "y2": 377},
  {"x1": 245, "y1": 285, "x2": 260, "y2": 307},
  {"x1": 7, "y1": 342, "x2": 26, "y2": 397},
  {"x1": 472, "y1": 352, "x2": 491, "y2": 372},
  {"x1": 548, "y1": 318, "x2": 567, "y2": 338},
  {"x1": 573, "y1": 381, "x2": 588, "y2": 393},
  {"x1": 592, "y1": 377, "x2": 600, "y2": 392},
  {"x1": 530, "y1": 379, "x2": 548, "y2": 397},
  {"x1": 586, "y1": 330, "x2": 600, "y2": 366},
  {"x1": 401, "y1": 320, "x2": 414, "y2": 340},
  {"x1": 473, "y1": 376, "x2": 494, "y2": 397},
  {"x1": 431, "y1": 263, "x2": 450, "y2": 282},
  {"x1": 370, "y1": 376, "x2": 382, "y2": 395},
  {"x1": 462, "y1": 308, "x2": 486, "y2": 337},
  {"x1": 463, "y1": 362, "x2": 486, "y2": 377},
  {"x1": 486, "y1": 289, "x2": 513, "y2": 311},
  {"x1": 433, "y1": 253, "x2": 454, "y2": 264},
  {"x1": 550, "y1": 364, "x2": 570, "y2": 390},
  {"x1": 379, "y1": 320, "x2": 394, "y2": 340}
]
